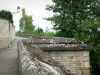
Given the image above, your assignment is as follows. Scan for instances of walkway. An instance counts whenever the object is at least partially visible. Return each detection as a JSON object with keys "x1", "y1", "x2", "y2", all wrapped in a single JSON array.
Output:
[{"x1": 0, "y1": 39, "x2": 19, "y2": 75}]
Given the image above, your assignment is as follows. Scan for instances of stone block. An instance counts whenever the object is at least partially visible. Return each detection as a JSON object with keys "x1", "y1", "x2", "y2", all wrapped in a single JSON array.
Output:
[
  {"x1": 83, "y1": 51, "x2": 89, "y2": 56},
  {"x1": 85, "y1": 62, "x2": 90, "y2": 67},
  {"x1": 68, "y1": 56, "x2": 76, "y2": 62},
  {"x1": 74, "y1": 61, "x2": 85, "y2": 67},
  {"x1": 76, "y1": 56, "x2": 83, "y2": 61},
  {"x1": 77, "y1": 69, "x2": 83, "y2": 75},
  {"x1": 81, "y1": 67, "x2": 90, "y2": 74},
  {"x1": 61, "y1": 55, "x2": 68, "y2": 60},
  {"x1": 83, "y1": 56, "x2": 89, "y2": 62}
]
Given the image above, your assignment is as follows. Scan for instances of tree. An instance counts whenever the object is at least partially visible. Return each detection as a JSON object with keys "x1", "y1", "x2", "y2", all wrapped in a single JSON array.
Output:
[
  {"x1": 33, "y1": 27, "x2": 44, "y2": 36},
  {"x1": 0, "y1": 10, "x2": 13, "y2": 23},
  {"x1": 45, "y1": 0, "x2": 100, "y2": 37},
  {"x1": 19, "y1": 8, "x2": 35, "y2": 33},
  {"x1": 46, "y1": 0, "x2": 100, "y2": 74},
  {"x1": 44, "y1": 27, "x2": 54, "y2": 37}
]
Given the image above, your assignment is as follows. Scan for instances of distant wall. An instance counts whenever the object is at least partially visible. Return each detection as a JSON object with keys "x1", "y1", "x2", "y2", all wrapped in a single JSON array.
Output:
[
  {"x1": 16, "y1": 34, "x2": 43, "y2": 39},
  {"x1": 16, "y1": 34, "x2": 53, "y2": 39},
  {"x1": 0, "y1": 19, "x2": 15, "y2": 48}
]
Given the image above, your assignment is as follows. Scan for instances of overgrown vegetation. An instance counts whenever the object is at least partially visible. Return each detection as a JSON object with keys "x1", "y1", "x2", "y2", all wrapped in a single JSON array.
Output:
[
  {"x1": 44, "y1": 27, "x2": 54, "y2": 37},
  {"x1": 45, "y1": 0, "x2": 100, "y2": 75},
  {"x1": 0, "y1": 10, "x2": 13, "y2": 23},
  {"x1": 24, "y1": 43, "x2": 73, "y2": 75}
]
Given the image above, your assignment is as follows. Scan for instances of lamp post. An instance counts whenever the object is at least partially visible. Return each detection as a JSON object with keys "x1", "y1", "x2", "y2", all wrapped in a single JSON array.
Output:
[
  {"x1": 9, "y1": 6, "x2": 20, "y2": 31},
  {"x1": 17, "y1": 6, "x2": 20, "y2": 13}
]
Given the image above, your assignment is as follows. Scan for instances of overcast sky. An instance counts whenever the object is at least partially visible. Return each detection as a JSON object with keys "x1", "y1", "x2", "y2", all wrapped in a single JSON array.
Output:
[{"x1": 0, "y1": 0, "x2": 53, "y2": 31}]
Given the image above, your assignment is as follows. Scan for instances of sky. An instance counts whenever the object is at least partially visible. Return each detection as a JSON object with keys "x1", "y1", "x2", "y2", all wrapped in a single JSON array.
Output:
[{"x1": 0, "y1": 0, "x2": 53, "y2": 31}]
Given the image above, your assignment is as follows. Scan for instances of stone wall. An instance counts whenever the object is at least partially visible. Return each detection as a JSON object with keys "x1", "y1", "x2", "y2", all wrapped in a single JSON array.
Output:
[
  {"x1": 20, "y1": 37, "x2": 90, "y2": 75},
  {"x1": 16, "y1": 34, "x2": 44, "y2": 39},
  {"x1": 24, "y1": 38, "x2": 90, "y2": 75},
  {"x1": 17, "y1": 40, "x2": 73, "y2": 75},
  {"x1": 0, "y1": 19, "x2": 15, "y2": 48},
  {"x1": 45, "y1": 51, "x2": 90, "y2": 75}
]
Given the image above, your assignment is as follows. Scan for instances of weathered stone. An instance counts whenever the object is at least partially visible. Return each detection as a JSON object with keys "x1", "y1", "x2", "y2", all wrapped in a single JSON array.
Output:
[
  {"x1": 81, "y1": 67, "x2": 90, "y2": 74},
  {"x1": 18, "y1": 41, "x2": 72, "y2": 75},
  {"x1": 22, "y1": 37, "x2": 90, "y2": 75},
  {"x1": 45, "y1": 51, "x2": 90, "y2": 75},
  {"x1": 85, "y1": 62, "x2": 90, "y2": 67},
  {"x1": 83, "y1": 56, "x2": 89, "y2": 62},
  {"x1": 0, "y1": 19, "x2": 15, "y2": 49},
  {"x1": 83, "y1": 51, "x2": 89, "y2": 56}
]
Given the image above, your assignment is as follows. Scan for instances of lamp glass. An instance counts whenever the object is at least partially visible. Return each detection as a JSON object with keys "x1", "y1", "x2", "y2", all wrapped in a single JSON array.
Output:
[{"x1": 17, "y1": 6, "x2": 20, "y2": 13}]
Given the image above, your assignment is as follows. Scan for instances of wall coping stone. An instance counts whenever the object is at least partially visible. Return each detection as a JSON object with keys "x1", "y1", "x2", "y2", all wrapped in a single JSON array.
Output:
[{"x1": 22, "y1": 38, "x2": 89, "y2": 51}]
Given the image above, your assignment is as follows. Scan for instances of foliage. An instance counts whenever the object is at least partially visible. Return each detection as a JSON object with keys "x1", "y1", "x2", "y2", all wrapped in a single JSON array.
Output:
[
  {"x1": 19, "y1": 8, "x2": 35, "y2": 33},
  {"x1": 0, "y1": 10, "x2": 13, "y2": 23},
  {"x1": 33, "y1": 27, "x2": 44, "y2": 36},
  {"x1": 44, "y1": 27, "x2": 54, "y2": 37},
  {"x1": 24, "y1": 43, "x2": 68, "y2": 74},
  {"x1": 37, "y1": 27, "x2": 44, "y2": 36},
  {"x1": 46, "y1": 0, "x2": 100, "y2": 75},
  {"x1": 44, "y1": 32, "x2": 54, "y2": 37},
  {"x1": 46, "y1": 0, "x2": 100, "y2": 37}
]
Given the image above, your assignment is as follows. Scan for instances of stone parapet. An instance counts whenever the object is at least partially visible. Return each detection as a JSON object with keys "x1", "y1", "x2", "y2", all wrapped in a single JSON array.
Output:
[
  {"x1": 17, "y1": 40, "x2": 72, "y2": 75},
  {"x1": 22, "y1": 38, "x2": 90, "y2": 75}
]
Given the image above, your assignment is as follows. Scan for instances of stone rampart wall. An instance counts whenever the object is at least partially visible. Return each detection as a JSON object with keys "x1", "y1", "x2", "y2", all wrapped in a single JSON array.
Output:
[
  {"x1": 17, "y1": 40, "x2": 71, "y2": 75},
  {"x1": 17, "y1": 35, "x2": 90, "y2": 75},
  {"x1": 23, "y1": 38, "x2": 90, "y2": 75}
]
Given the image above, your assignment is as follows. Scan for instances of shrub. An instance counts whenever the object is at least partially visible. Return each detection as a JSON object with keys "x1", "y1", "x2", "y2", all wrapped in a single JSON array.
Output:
[{"x1": 0, "y1": 10, "x2": 13, "y2": 23}]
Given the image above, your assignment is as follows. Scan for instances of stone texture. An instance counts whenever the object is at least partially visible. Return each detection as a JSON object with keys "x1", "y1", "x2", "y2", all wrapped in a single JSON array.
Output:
[
  {"x1": 85, "y1": 62, "x2": 90, "y2": 67},
  {"x1": 17, "y1": 41, "x2": 71, "y2": 75},
  {"x1": 45, "y1": 51, "x2": 90, "y2": 75},
  {"x1": 0, "y1": 19, "x2": 15, "y2": 48},
  {"x1": 81, "y1": 67, "x2": 90, "y2": 74},
  {"x1": 83, "y1": 51, "x2": 89, "y2": 56},
  {"x1": 21, "y1": 38, "x2": 90, "y2": 75},
  {"x1": 83, "y1": 56, "x2": 89, "y2": 62}
]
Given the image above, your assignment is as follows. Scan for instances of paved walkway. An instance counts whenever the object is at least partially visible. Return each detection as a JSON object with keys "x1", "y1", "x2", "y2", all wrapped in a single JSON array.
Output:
[{"x1": 0, "y1": 39, "x2": 19, "y2": 75}]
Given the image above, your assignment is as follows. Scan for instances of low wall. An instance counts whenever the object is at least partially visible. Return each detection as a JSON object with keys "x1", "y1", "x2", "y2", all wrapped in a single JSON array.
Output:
[
  {"x1": 16, "y1": 34, "x2": 60, "y2": 39},
  {"x1": 0, "y1": 19, "x2": 15, "y2": 48},
  {"x1": 46, "y1": 51, "x2": 90, "y2": 75},
  {"x1": 16, "y1": 34, "x2": 44, "y2": 39},
  {"x1": 17, "y1": 40, "x2": 72, "y2": 75},
  {"x1": 23, "y1": 38, "x2": 90, "y2": 75}
]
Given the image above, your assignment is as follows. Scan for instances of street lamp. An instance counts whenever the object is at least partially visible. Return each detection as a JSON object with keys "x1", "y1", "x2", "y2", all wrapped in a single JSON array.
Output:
[
  {"x1": 11, "y1": 6, "x2": 20, "y2": 14},
  {"x1": 9, "y1": 6, "x2": 20, "y2": 31},
  {"x1": 17, "y1": 6, "x2": 20, "y2": 13}
]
